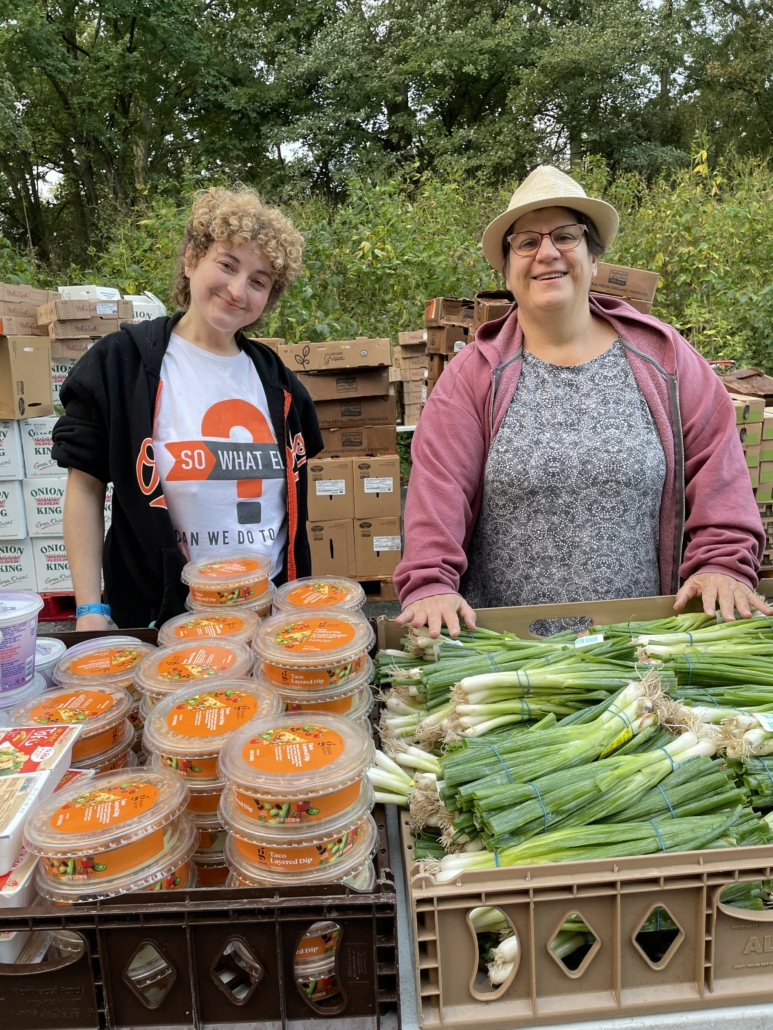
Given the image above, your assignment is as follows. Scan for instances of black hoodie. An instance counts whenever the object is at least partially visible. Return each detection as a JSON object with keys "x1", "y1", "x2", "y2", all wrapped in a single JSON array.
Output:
[{"x1": 52, "y1": 314, "x2": 323, "y2": 628}]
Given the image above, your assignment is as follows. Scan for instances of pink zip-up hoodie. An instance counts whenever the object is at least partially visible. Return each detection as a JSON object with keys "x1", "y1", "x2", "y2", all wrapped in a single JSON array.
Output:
[{"x1": 394, "y1": 295, "x2": 765, "y2": 607}]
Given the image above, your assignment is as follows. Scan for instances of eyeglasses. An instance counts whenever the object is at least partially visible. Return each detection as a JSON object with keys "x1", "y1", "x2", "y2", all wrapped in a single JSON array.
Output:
[{"x1": 505, "y1": 223, "x2": 587, "y2": 257}]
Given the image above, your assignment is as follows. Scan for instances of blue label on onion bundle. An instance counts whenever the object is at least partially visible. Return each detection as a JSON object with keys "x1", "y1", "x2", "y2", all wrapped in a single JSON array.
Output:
[{"x1": 575, "y1": 633, "x2": 604, "y2": 648}]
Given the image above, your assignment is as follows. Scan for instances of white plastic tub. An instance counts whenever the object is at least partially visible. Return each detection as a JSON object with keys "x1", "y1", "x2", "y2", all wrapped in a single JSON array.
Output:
[{"x1": 0, "y1": 592, "x2": 44, "y2": 693}]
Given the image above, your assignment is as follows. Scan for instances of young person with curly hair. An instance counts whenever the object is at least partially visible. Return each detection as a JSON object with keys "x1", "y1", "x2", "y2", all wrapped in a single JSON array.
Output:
[{"x1": 53, "y1": 186, "x2": 323, "y2": 630}]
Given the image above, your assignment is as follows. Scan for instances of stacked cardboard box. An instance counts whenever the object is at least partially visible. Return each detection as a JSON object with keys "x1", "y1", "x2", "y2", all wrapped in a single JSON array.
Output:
[
  {"x1": 391, "y1": 330, "x2": 443, "y2": 426},
  {"x1": 590, "y1": 263, "x2": 659, "y2": 314},
  {"x1": 730, "y1": 394, "x2": 773, "y2": 575},
  {"x1": 278, "y1": 337, "x2": 402, "y2": 582}
]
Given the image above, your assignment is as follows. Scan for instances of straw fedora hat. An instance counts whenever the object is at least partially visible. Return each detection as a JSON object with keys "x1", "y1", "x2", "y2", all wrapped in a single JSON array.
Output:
[{"x1": 482, "y1": 165, "x2": 619, "y2": 272}]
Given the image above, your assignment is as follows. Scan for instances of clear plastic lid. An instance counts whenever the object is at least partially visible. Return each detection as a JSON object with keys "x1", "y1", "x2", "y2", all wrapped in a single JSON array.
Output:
[
  {"x1": 55, "y1": 637, "x2": 156, "y2": 686},
  {"x1": 134, "y1": 640, "x2": 253, "y2": 698},
  {"x1": 0, "y1": 591, "x2": 44, "y2": 624},
  {"x1": 35, "y1": 812, "x2": 198, "y2": 903},
  {"x1": 24, "y1": 768, "x2": 190, "y2": 857},
  {"x1": 187, "y1": 583, "x2": 274, "y2": 618},
  {"x1": 216, "y1": 711, "x2": 374, "y2": 798},
  {"x1": 278, "y1": 683, "x2": 374, "y2": 723},
  {"x1": 252, "y1": 657, "x2": 374, "y2": 704},
  {"x1": 142, "y1": 681, "x2": 282, "y2": 763},
  {"x1": 254, "y1": 610, "x2": 374, "y2": 676},
  {"x1": 35, "y1": 637, "x2": 67, "y2": 670},
  {"x1": 158, "y1": 608, "x2": 260, "y2": 647},
  {"x1": 181, "y1": 553, "x2": 272, "y2": 606},
  {"x1": 9, "y1": 683, "x2": 133, "y2": 743},
  {"x1": 0, "y1": 673, "x2": 47, "y2": 711},
  {"x1": 273, "y1": 578, "x2": 366, "y2": 614},
  {"x1": 71, "y1": 720, "x2": 135, "y2": 771},
  {"x1": 224, "y1": 813, "x2": 378, "y2": 886}
]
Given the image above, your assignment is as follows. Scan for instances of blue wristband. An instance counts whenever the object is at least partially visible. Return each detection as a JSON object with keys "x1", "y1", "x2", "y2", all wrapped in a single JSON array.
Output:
[{"x1": 76, "y1": 603, "x2": 111, "y2": 618}]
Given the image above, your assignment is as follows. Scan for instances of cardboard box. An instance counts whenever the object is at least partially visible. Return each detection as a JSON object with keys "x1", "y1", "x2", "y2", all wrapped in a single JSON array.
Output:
[
  {"x1": 739, "y1": 423, "x2": 762, "y2": 447},
  {"x1": 403, "y1": 381, "x2": 429, "y2": 404},
  {"x1": 0, "y1": 299, "x2": 40, "y2": 318},
  {"x1": 760, "y1": 461, "x2": 773, "y2": 484},
  {"x1": 730, "y1": 394, "x2": 765, "y2": 424},
  {"x1": 22, "y1": 476, "x2": 66, "y2": 536},
  {"x1": 757, "y1": 483, "x2": 773, "y2": 503},
  {"x1": 48, "y1": 318, "x2": 120, "y2": 339},
  {"x1": 403, "y1": 405, "x2": 424, "y2": 427},
  {"x1": 58, "y1": 285, "x2": 121, "y2": 301},
  {"x1": 297, "y1": 368, "x2": 390, "y2": 402},
  {"x1": 751, "y1": 467, "x2": 760, "y2": 489},
  {"x1": 398, "y1": 330, "x2": 428, "y2": 347},
  {"x1": 761, "y1": 442, "x2": 773, "y2": 463},
  {"x1": 307, "y1": 519, "x2": 356, "y2": 577},
  {"x1": 319, "y1": 425, "x2": 397, "y2": 457},
  {"x1": 424, "y1": 297, "x2": 474, "y2": 327},
  {"x1": 473, "y1": 290, "x2": 514, "y2": 329},
  {"x1": 0, "y1": 336, "x2": 53, "y2": 419},
  {"x1": 590, "y1": 262, "x2": 659, "y2": 314},
  {"x1": 32, "y1": 536, "x2": 73, "y2": 591},
  {"x1": 0, "y1": 537, "x2": 36, "y2": 590},
  {"x1": 19, "y1": 416, "x2": 58, "y2": 478},
  {"x1": 49, "y1": 338, "x2": 92, "y2": 360},
  {"x1": 307, "y1": 457, "x2": 355, "y2": 521},
  {"x1": 426, "y1": 323, "x2": 468, "y2": 355},
  {"x1": 745, "y1": 444, "x2": 761, "y2": 469},
  {"x1": 51, "y1": 357, "x2": 78, "y2": 404},
  {"x1": 0, "y1": 481, "x2": 26, "y2": 539},
  {"x1": 353, "y1": 456, "x2": 401, "y2": 518},
  {"x1": 37, "y1": 298, "x2": 133, "y2": 325},
  {"x1": 0, "y1": 421, "x2": 24, "y2": 479},
  {"x1": 0, "y1": 284, "x2": 49, "y2": 306},
  {"x1": 354, "y1": 516, "x2": 402, "y2": 577},
  {"x1": 277, "y1": 338, "x2": 391, "y2": 372},
  {"x1": 251, "y1": 337, "x2": 285, "y2": 352},
  {"x1": 0, "y1": 314, "x2": 40, "y2": 336},
  {"x1": 314, "y1": 393, "x2": 396, "y2": 429}
]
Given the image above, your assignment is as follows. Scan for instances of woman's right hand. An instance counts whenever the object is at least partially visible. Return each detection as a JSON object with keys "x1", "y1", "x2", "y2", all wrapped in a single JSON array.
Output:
[
  {"x1": 75, "y1": 613, "x2": 110, "y2": 633},
  {"x1": 395, "y1": 592, "x2": 477, "y2": 640}
]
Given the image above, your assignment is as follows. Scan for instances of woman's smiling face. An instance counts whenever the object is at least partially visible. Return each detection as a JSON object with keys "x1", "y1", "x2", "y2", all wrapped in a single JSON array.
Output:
[
  {"x1": 503, "y1": 206, "x2": 597, "y2": 315},
  {"x1": 185, "y1": 240, "x2": 274, "y2": 334}
]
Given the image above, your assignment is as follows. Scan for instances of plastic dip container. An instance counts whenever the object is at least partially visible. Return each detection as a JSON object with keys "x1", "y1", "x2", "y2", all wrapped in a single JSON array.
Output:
[
  {"x1": 253, "y1": 659, "x2": 375, "y2": 718},
  {"x1": 195, "y1": 823, "x2": 227, "y2": 856},
  {"x1": 35, "y1": 637, "x2": 67, "y2": 689},
  {"x1": 71, "y1": 721, "x2": 136, "y2": 772},
  {"x1": 142, "y1": 681, "x2": 281, "y2": 784},
  {"x1": 0, "y1": 673, "x2": 47, "y2": 718},
  {"x1": 296, "y1": 955, "x2": 340, "y2": 1003},
  {"x1": 159, "y1": 608, "x2": 260, "y2": 647},
  {"x1": 10, "y1": 683, "x2": 133, "y2": 762},
  {"x1": 182, "y1": 778, "x2": 223, "y2": 816},
  {"x1": 54, "y1": 637, "x2": 156, "y2": 688},
  {"x1": 181, "y1": 553, "x2": 272, "y2": 607},
  {"x1": 187, "y1": 583, "x2": 274, "y2": 619},
  {"x1": 254, "y1": 610, "x2": 374, "y2": 689},
  {"x1": 273, "y1": 577, "x2": 366, "y2": 615},
  {"x1": 223, "y1": 810, "x2": 378, "y2": 884},
  {"x1": 0, "y1": 592, "x2": 44, "y2": 693},
  {"x1": 217, "y1": 712, "x2": 374, "y2": 825},
  {"x1": 23, "y1": 769, "x2": 194, "y2": 903},
  {"x1": 134, "y1": 640, "x2": 253, "y2": 702},
  {"x1": 192, "y1": 851, "x2": 229, "y2": 886}
]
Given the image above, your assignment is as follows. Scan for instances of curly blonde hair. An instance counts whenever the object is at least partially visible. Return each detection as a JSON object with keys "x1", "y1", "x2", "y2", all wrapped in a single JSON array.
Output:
[{"x1": 172, "y1": 185, "x2": 304, "y2": 324}]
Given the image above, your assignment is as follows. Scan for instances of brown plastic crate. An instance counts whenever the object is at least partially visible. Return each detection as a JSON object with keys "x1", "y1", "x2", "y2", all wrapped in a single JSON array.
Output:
[{"x1": 399, "y1": 811, "x2": 773, "y2": 1028}]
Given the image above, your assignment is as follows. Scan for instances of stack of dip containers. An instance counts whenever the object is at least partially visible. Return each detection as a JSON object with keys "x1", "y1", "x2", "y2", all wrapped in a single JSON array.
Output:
[
  {"x1": 23, "y1": 769, "x2": 198, "y2": 902},
  {"x1": 218, "y1": 712, "x2": 377, "y2": 887},
  {"x1": 272, "y1": 577, "x2": 366, "y2": 615},
  {"x1": 186, "y1": 587, "x2": 274, "y2": 620},
  {"x1": 0, "y1": 592, "x2": 44, "y2": 699},
  {"x1": 142, "y1": 681, "x2": 282, "y2": 885},
  {"x1": 294, "y1": 921, "x2": 342, "y2": 1004},
  {"x1": 134, "y1": 639, "x2": 254, "y2": 707},
  {"x1": 252, "y1": 608, "x2": 375, "y2": 722},
  {"x1": 181, "y1": 553, "x2": 273, "y2": 616},
  {"x1": 53, "y1": 636, "x2": 157, "y2": 758},
  {"x1": 9, "y1": 682, "x2": 136, "y2": 772},
  {"x1": 158, "y1": 608, "x2": 260, "y2": 647}
]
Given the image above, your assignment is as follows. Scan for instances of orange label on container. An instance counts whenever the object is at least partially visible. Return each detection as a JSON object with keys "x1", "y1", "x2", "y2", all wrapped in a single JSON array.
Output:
[
  {"x1": 166, "y1": 689, "x2": 258, "y2": 737},
  {"x1": 234, "y1": 820, "x2": 363, "y2": 871},
  {"x1": 234, "y1": 778, "x2": 362, "y2": 824},
  {"x1": 43, "y1": 828, "x2": 165, "y2": 881},
  {"x1": 242, "y1": 724, "x2": 345, "y2": 774},
  {"x1": 286, "y1": 583, "x2": 350, "y2": 607},
  {"x1": 198, "y1": 557, "x2": 261, "y2": 578},
  {"x1": 273, "y1": 618, "x2": 356, "y2": 653},
  {"x1": 194, "y1": 861, "x2": 229, "y2": 886},
  {"x1": 263, "y1": 654, "x2": 365, "y2": 688},
  {"x1": 50, "y1": 781, "x2": 160, "y2": 833},
  {"x1": 150, "y1": 859, "x2": 192, "y2": 891},
  {"x1": 155, "y1": 646, "x2": 240, "y2": 682},
  {"x1": 186, "y1": 791, "x2": 222, "y2": 814},
  {"x1": 67, "y1": 647, "x2": 144, "y2": 676},
  {"x1": 72, "y1": 722, "x2": 124, "y2": 760},
  {"x1": 172, "y1": 615, "x2": 247, "y2": 639},
  {"x1": 161, "y1": 753, "x2": 219, "y2": 779},
  {"x1": 31, "y1": 690, "x2": 116, "y2": 725}
]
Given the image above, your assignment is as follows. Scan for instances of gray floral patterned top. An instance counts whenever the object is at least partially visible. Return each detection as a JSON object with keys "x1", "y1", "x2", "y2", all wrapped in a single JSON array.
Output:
[{"x1": 462, "y1": 339, "x2": 666, "y2": 617}]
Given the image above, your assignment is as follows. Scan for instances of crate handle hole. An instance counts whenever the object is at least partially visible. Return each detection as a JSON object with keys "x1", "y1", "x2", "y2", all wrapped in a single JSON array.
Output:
[
  {"x1": 295, "y1": 919, "x2": 347, "y2": 1015},
  {"x1": 632, "y1": 905, "x2": 684, "y2": 970},
  {"x1": 210, "y1": 936, "x2": 264, "y2": 1006},
  {"x1": 548, "y1": 911, "x2": 601, "y2": 979},
  {"x1": 123, "y1": 941, "x2": 177, "y2": 1010},
  {"x1": 528, "y1": 617, "x2": 593, "y2": 638},
  {"x1": 466, "y1": 906, "x2": 519, "y2": 1001},
  {"x1": 0, "y1": 929, "x2": 85, "y2": 976}
]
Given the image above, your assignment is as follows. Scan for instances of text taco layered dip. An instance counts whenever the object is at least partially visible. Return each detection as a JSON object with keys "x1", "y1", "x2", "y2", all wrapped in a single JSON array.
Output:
[
  {"x1": 181, "y1": 553, "x2": 271, "y2": 608},
  {"x1": 134, "y1": 640, "x2": 253, "y2": 704},
  {"x1": 54, "y1": 637, "x2": 156, "y2": 689},
  {"x1": 253, "y1": 610, "x2": 374, "y2": 689},
  {"x1": 159, "y1": 608, "x2": 260, "y2": 647},
  {"x1": 142, "y1": 681, "x2": 281, "y2": 784},
  {"x1": 217, "y1": 712, "x2": 374, "y2": 827},
  {"x1": 273, "y1": 577, "x2": 366, "y2": 615},
  {"x1": 253, "y1": 660, "x2": 375, "y2": 720},
  {"x1": 23, "y1": 769, "x2": 197, "y2": 903},
  {"x1": 187, "y1": 584, "x2": 274, "y2": 619}
]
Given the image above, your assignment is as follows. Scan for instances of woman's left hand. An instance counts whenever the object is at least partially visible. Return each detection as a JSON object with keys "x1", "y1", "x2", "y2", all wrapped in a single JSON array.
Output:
[{"x1": 674, "y1": 573, "x2": 773, "y2": 621}]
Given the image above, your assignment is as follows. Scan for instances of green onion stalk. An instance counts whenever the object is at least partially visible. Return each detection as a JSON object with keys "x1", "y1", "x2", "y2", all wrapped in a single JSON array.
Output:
[
  {"x1": 635, "y1": 616, "x2": 773, "y2": 649},
  {"x1": 729, "y1": 756, "x2": 773, "y2": 808}
]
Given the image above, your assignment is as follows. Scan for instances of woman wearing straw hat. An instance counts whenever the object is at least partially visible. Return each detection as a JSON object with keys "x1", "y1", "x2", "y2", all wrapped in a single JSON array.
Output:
[{"x1": 394, "y1": 166, "x2": 769, "y2": 637}]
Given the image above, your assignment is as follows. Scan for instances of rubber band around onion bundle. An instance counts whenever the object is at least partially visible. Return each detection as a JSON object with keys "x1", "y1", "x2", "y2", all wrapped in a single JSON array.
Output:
[
  {"x1": 181, "y1": 553, "x2": 272, "y2": 607},
  {"x1": 134, "y1": 640, "x2": 253, "y2": 703},
  {"x1": 253, "y1": 610, "x2": 374, "y2": 689},
  {"x1": 272, "y1": 577, "x2": 366, "y2": 615}
]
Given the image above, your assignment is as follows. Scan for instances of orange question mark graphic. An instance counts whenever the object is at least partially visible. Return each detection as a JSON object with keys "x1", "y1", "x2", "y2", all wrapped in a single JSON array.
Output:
[{"x1": 201, "y1": 400, "x2": 275, "y2": 524}]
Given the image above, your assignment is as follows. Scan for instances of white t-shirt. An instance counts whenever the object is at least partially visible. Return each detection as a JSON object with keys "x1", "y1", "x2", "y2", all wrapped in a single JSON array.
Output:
[{"x1": 154, "y1": 333, "x2": 288, "y2": 574}]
